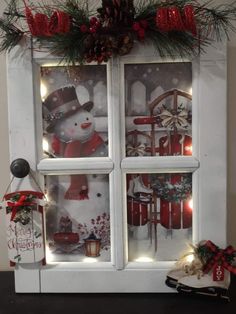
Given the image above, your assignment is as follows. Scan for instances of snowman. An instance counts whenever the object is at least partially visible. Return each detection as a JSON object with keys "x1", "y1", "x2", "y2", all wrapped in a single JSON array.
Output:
[{"x1": 44, "y1": 85, "x2": 108, "y2": 200}]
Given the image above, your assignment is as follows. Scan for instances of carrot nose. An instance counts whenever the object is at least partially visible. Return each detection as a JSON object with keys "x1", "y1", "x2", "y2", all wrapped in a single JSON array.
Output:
[{"x1": 81, "y1": 122, "x2": 92, "y2": 129}]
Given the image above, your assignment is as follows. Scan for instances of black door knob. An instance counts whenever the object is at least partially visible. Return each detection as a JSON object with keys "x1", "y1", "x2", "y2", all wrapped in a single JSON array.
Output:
[{"x1": 10, "y1": 158, "x2": 30, "y2": 178}]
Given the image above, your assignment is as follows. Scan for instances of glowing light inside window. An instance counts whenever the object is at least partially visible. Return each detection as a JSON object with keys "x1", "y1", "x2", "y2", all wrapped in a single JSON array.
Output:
[
  {"x1": 185, "y1": 145, "x2": 192, "y2": 153},
  {"x1": 43, "y1": 138, "x2": 49, "y2": 152},
  {"x1": 135, "y1": 257, "x2": 153, "y2": 263},
  {"x1": 83, "y1": 257, "x2": 98, "y2": 263},
  {"x1": 40, "y1": 82, "x2": 47, "y2": 101},
  {"x1": 46, "y1": 246, "x2": 55, "y2": 263},
  {"x1": 189, "y1": 198, "x2": 193, "y2": 210}
]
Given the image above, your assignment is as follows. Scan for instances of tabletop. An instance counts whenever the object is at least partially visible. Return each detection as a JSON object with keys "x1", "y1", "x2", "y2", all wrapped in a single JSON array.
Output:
[{"x1": 0, "y1": 271, "x2": 236, "y2": 314}]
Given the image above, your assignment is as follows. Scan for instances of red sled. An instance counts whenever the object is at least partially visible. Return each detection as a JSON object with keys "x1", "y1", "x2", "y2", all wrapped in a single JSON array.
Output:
[
  {"x1": 127, "y1": 199, "x2": 148, "y2": 226},
  {"x1": 53, "y1": 232, "x2": 79, "y2": 245},
  {"x1": 159, "y1": 135, "x2": 192, "y2": 229},
  {"x1": 159, "y1": 134, "x2": 192, "y2": 156}
]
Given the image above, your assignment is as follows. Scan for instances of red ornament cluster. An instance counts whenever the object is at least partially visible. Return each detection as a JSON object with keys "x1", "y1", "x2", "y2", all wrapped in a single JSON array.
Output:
[
  {"x1": 156, "y1": 5, "x2": 197, "y2": 35},
  {"x1": 132, "y1": 20, "x2": 148, "y2": 40},
  {"x1": 24, "y1": 4, "x2": 70, "y2": 37}
]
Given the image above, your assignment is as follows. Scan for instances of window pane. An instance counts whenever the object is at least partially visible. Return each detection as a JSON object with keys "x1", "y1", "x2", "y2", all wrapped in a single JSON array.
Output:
[
  {"x1": 45, "y1": 174, "x2": 110, "y2": 262},
  {"x1": 127, "y1": 173, "x2": 192, "y2": 262},
  {"x1": 41, "y1": 65, "x2": 108, "y2": 158},
  {"x1": 125, "y1": 63, "x2": 192, "y2": 157}
]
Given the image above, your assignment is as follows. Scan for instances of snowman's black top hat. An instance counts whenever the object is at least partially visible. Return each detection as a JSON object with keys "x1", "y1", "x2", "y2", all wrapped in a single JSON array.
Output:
[{"x1": 43, "y1": 85, "x2": 93, "y2": 133}]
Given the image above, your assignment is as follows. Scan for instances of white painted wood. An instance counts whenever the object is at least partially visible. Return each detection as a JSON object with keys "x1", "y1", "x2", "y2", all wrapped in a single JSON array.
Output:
[
  {"x1": 109, "y1": 58, "x2": 125, "y2": 269},
  {"x1": 5, "y1": 211, "x2": 44, "y2": 264},
  {"x1": 121, "y1": 156, "x2": 199, "y2": 173},
  {"x1": 7, "y1": 43, "x2": 41, "y2": 292},
  {"x1": 198, "y1": 59, "x2": 227, "y2": 247},
  {"x1": 40, "y1": 267, "x2": 175, "y2": 293},
  {"x1": 37, "y1": 158, "x2": 114, "y2": 174}
]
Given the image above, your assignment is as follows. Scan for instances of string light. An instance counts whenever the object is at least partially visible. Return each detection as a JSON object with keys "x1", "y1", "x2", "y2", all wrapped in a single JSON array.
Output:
[
  {"x1": 135, "y1": 256, "x2": 153, "y2": 262},
  {"x1": 40, "y1": 82, "x2": 48, "y2": 101},
  {"x1": 83, "y1": 257, "x2": 98, "y2": 263}
]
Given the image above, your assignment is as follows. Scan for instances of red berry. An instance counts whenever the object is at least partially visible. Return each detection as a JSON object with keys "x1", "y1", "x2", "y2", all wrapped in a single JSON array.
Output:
[
  {"x1": 80, "y1": 24, "x2": 88, "y2": 33},
  {"x1": 132, "y1": 22, "x2": 140, "y2": 32},
  {"x1": 140, "y1": 20, "x2": 148, "y2": 29},
  {"x1": 138, "y1": 28, "x2": 145, "y2": 39},
  {"x1": 95, "y1": 21, "x2": 101, "y2": 28},
  {"x1": 89, "y1": 27, "x2": 97, "y2": 33},
  {"x1": 90, "y1": 17, "x2": 98, "y2": 25}
]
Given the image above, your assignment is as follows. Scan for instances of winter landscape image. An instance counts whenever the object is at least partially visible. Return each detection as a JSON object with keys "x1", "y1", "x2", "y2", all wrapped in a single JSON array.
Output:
[{"x1": 41, "y1": 62, "x2": 193, "y2": 263}]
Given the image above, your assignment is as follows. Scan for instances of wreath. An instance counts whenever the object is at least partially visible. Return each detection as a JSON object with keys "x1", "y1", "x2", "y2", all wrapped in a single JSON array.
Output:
[
  {"x1": 0, "y1": 0, "x2": 236, "y2": 63},
  {"x1": 150, "y1": 173, "x2": 192, "y2": 202}
]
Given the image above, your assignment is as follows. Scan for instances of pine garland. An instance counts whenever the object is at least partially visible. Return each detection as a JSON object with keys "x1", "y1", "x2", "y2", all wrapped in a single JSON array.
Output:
[{"x1": 0, "y1": 0, "x2": 236, "y2": 63}]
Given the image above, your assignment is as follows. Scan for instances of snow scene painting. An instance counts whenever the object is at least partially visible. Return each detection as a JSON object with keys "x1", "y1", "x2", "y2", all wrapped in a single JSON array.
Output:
[
  {"x1": 125, "y1": 62, "x2": 193, "y2": 261},
  {"x1": 41, "y1": 65, "x2": 110, "y2": 262},
  {"x1": 127, "y1": 173, "x2": 192, "y2": 262},
  {"x1": 125, "y1": 62, "x2": 192, "y2": 157},
  {"x1": 41, "y1": 62, "x2": 193, "y2": 263}
]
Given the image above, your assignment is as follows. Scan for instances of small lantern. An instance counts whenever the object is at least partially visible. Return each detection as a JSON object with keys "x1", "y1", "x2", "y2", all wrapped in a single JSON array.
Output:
[{"x1": 84, "y1": 232, "x2": 101, "y2": 257}]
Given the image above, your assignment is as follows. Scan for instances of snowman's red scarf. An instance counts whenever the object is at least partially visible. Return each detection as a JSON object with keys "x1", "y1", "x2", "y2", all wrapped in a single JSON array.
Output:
[{"x1": 53, "y1": 132, "x2": 104, "y2": 200}]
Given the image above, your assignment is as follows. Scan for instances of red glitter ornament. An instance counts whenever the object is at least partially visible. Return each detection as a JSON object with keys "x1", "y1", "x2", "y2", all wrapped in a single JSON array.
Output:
[
  {"x1": 34, "y1": 13, "x2": 50, "y2": 36},
  {"x1": 183, "y1": 5, "x2": 197, "y2": 36},
  {"x1": 168, "y1": 7, "x2": 184, "y2": 31},
  {"x1": 48, "y1": 11, "x2": 71, "y2": 35},
  {"x1": 156, "y1": 7, "x2": 169, "y2": 32},
  {"x1": 24, "y1": 6, "x2": 38, "y2": 36}
]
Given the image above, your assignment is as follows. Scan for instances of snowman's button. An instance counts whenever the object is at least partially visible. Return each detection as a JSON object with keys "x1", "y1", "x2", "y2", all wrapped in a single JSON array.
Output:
[
  {"x1": 92, "y1": 148, "x2": 95, "y2": 152},
  {"x1": 97, "y1": 193, "x2": 102, "y2": 198},
  {"x1": 82, "y1": 185, "x2": 87, "y2": 190},
  {"x1": 52, "y1": 97, "x2": 58, "y2": 102},
  {"x1": 100, "y1": 151, "x2": 104, "y2": 155}
]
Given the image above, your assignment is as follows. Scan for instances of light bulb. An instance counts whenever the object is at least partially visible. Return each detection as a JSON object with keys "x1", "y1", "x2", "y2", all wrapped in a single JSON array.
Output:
[
  {"x1": 135, "y1": 256, "x2": 153, "y2": 263},
  {"x1": 43, "y1": 138, "x2": 49, "y2": 152},
  {"x1": 40, "y1": 82, "x2": 48, "y2": 101}
]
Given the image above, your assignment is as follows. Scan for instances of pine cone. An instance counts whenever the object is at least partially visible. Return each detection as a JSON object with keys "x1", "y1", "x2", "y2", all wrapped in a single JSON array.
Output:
[
  {"x1": 117, "y1": 34, "x2": 133, "y2": 56},
  {"x1": 97, "y1": 0, "x2": 135, "y2": 27}
]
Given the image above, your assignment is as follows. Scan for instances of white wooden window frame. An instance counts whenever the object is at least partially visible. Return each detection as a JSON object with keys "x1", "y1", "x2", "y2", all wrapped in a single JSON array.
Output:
[{"x1": 7, "y1": 40, "x2": 227, "y2": 293}]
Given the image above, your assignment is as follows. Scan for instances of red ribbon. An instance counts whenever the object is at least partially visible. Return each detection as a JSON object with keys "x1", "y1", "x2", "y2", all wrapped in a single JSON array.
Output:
[
  {"x1": 202, "y1": 240, "x2": 236, "y2": 275},
  {"x1": 7, "y1": 195, "x2": 35, "y2": 222}
]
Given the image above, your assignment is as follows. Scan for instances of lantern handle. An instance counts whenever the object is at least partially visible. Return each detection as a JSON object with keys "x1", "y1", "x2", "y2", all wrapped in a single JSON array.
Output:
[{"x1": 10, "y1": 158, "x2": 30, "y2": 178}]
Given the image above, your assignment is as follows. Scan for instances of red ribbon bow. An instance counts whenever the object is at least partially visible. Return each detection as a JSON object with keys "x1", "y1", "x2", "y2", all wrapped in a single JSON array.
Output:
[
  {"x1": 203, "y1": 240, "x2": 236, "y2": 275},
  {"x1": 7, "y1": 195, "x2": 35, "y2": 222}
]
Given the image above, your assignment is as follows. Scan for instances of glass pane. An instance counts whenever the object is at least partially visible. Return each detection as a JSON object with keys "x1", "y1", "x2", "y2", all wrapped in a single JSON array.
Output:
[
  {"x1": 41, "y1": 65, "x2": 108, "y2": 158},
  {"x1": 45, "y1": 174, "x2": 110, "y2": 262},
  {"x1": 127, "y1": 173, "x2": 192, "y2": 262},
  {"x1": 125, "y1": 63, "x2": 192, "y2": 157}
]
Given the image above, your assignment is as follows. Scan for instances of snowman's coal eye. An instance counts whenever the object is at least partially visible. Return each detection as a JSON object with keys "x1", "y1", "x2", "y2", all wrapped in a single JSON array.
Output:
[
  {"x1": 86, "y1": 117, "x2": 89, "y2": 121},
  {"x1": 74, "y1": 123, "x2": 78, "y2": 126}
]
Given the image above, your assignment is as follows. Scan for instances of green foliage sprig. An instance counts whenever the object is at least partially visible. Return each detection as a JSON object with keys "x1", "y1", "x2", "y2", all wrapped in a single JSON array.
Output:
[{"x1": 0, "y1": 0, "x2": 236, "y2": 63}]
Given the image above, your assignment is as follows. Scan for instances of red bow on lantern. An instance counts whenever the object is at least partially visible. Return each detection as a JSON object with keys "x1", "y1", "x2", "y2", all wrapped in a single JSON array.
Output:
[
  {"x1": 23, "y1": 0, "x2": 70, "y2": 37},
  {"x1": 7, "y1": 195, "x2": 35, "y2": 222},
  {"x1": 202, "y1": 240, "x2": 236, "y2": 275}
]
